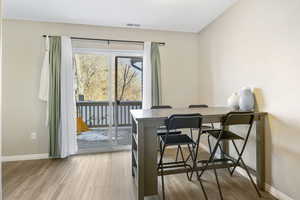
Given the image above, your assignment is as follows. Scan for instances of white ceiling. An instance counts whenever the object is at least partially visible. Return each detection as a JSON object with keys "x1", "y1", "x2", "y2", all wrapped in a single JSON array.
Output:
[{"x1": 4, "y1": 0, "x2": 238, "y2": 33}]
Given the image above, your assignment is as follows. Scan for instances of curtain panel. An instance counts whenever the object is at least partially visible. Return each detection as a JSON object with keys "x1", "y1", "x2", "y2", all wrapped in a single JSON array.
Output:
[
  {"x1": 142, "y1": 42, "x2": 152, "y2": 109},
  {"x1": 48, "y1": 36, "x2": 61, "y2": 158},
  {"x1": 39, "y1": 36, "x2": 50, "y2": 126},
  {"x1": 151, "y1": 43, "x2": 162, "y2": 107},
  {"x1": 60, "y1": 36, "x2": 78, "y2": 158},
  {"x1": 142, "y1": 41, "x2": 162, "y2": 109},
  {"x1": 40, "y1": 36, "x2": 77, "y2": 158}
]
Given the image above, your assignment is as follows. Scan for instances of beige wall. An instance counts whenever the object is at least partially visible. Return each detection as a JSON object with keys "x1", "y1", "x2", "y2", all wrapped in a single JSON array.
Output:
[
  {"x1": 2, "y1": 19, "x2": 201, "y2": 156},
  {"x1": 198, "y1": 0, "x2": 300, "y2": 199}
]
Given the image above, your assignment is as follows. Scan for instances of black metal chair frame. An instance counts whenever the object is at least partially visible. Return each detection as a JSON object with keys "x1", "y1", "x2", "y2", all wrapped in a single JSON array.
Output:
[
  {"x1": 186, "y1": 104, "x2": 215, "y2": 161},
  {"x1": 198, "y1": 112, "x2": 262, "y2": 200},
  {"x1": 151, "y1": 105, "x2": 173, "y2": 109},
  {"x1": 188, "y1": 104, "x2": 215, "y2": 132},
  {"x1": 158, "y1": 114, "x2": 208, "y2": 200},
  {"x1": 151, "y1": 105, "x2": 186, "y2": 162}
]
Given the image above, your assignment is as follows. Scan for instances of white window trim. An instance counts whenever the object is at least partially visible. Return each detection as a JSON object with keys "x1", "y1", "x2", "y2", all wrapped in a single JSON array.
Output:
[{"x1": 72, "y1": 48, "x2": 143, "y2": 57}]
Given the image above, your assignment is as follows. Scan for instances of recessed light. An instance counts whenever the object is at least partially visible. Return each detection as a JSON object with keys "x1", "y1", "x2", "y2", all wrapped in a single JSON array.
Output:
[{"x1": 126, "y1": 23, "x2": 141, "y2": 27}]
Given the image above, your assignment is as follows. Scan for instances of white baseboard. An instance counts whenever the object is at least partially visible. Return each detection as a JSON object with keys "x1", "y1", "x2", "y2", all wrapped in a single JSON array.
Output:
[
  {"x1": 236, "y1": 167, "x2": 294, "y2": 200},
  {"x1": 199, "y1": 143, "x2": 294, "y2": 200},
  {"x1": 2, "y1": 153, "x2": 49, "y2": 162},
  {"x1": 264, "y1": 184, "x2": 294, "y2": 200}
]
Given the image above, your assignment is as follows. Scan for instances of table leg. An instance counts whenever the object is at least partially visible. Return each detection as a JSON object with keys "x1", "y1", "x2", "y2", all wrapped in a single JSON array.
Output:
[
  {"x1": 256, "y1": 115, "x2": 265, "y2": 190},
  {"x1": 221, "y1": 125, "x2": 229, "y2": 159},
  {"x1": 143, "y1": 126, "x2": 159, "y2": 198},
  {"x1": 136, "y1": 121, "x2": 159, "y2": 200}
]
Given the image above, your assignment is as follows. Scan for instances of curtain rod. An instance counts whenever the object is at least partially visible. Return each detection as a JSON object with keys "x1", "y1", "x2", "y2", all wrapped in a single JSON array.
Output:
[{"x1": 42, "y1": 35, "x2": 165, "y2": 46}]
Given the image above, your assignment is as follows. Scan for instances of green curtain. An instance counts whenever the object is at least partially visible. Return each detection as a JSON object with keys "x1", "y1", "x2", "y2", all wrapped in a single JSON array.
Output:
[
  {"x1": 48, "y1": 36, "x2": 61, "y2": 158},
  {"x1": 151, "y1": 42, "x2": 162, "y2": 106}
]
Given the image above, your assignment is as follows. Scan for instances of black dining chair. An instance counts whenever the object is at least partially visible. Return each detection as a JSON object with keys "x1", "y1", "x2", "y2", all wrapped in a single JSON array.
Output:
[
  {"x1": 188, "y1": 104, "x2": 209, "y2": 108},
  {"x1": 188, "y1": 104, "x2": 215, "y2": 130},
  {"x1": 188, "y1": 104, "x2": 215, "y2": 142},
  {"x1": 151, "y1": 105, "x2": 172, "y2": 109},
  {"x1": 198, "y1": 112, "x2": 261, "y2": 200},
  {"x1": 158, "y1": 114, "x2": 207, "y2": 200},
  {"x1": 151, "y1": 105, "x2": 181, "y2": 136},
  {"x1": 151, "y1": 105, "x2": 184, "y2": 161}
]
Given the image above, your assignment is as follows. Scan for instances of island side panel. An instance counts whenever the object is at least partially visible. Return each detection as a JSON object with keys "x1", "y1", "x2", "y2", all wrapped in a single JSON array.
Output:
[
  {"x1": 137, "y1": 120, "x2": 145, "y2": 200},
  {"x1": 136, "y1": 120, "x2": 159, "y2": 199},
  {"x1": 131, "y1": 116, "x2": 137, "y2": 177},
  {"x1": 143, "y1": 124, "x2": 159, "y2": 196}
]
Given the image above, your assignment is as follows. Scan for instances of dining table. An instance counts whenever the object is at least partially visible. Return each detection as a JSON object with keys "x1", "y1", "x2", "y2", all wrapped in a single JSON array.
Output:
[{"x1": 130, "y1": 106, "x2": 267, "y2": 200}]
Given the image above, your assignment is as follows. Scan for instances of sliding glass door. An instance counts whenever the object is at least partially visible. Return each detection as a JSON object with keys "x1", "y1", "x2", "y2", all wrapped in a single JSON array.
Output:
[{"x1": 74, "y1": 50, "x2": 143, "y2": 153}]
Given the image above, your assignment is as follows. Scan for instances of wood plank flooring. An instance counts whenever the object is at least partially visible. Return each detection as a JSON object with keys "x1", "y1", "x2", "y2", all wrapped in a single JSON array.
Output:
[{"x1": 3, "y1": 149, "x2": 276, "y2": 200}]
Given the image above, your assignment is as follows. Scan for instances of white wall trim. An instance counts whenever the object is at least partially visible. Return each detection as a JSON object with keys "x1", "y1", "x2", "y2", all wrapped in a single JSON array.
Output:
[
  {"x1": 73, "y1": 48, "x2": 143, "y2": 56},
  {"x1": 2, "y1": 153, "x2": 49, "y2": 162},
  {"x1": 236, "y1": 167, "x2": 294, "y2": 200},
  {"x1": 199, "y1": 143, "x2": 294, "y2": 200},
  {"x1": 264, "y1": 183, "x2": 294, "y2": 200}
]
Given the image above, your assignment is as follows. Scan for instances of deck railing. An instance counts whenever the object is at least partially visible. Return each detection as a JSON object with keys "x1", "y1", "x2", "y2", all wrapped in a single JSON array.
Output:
[{"x1": 76, "y1": 101, "x2": 142, "y2": 128}]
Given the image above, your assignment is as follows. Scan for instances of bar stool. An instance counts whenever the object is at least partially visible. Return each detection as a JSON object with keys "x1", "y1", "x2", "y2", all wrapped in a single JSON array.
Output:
[
  {"x1": 198, "y1": 112, "x2": 261, "y2": 200},
  {"x1": 158, "y1": 114, "x2": 208, "y2": 200}
]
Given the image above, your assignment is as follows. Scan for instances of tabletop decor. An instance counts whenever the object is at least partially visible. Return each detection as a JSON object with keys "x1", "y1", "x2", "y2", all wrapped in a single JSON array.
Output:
[
  {"x1": 227, "y1": 92, "x2": 240, "y2": 110},
  {"x1": 239, "y1": 87, "x2": 255, "y2": 111}
]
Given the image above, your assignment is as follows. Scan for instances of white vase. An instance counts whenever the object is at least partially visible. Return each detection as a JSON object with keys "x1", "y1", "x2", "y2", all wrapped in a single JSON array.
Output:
[
  {"x1": 227, "y1": 92, "x2": 240, "y2": 110},
  {"x1": 239, "y1": 87, "x2": 254, "y2": 111}
]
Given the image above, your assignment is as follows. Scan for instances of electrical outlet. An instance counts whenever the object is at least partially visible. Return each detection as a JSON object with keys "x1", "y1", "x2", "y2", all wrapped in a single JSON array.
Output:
[{"x1": 31, "y1": 132, "x2": 37, "y2": 140}]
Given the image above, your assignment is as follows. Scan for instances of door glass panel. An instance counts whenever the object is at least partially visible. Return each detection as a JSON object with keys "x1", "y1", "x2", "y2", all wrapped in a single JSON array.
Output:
[
  {"x1": 116, "y1": 57, "x2": 143, "y2": 102},
  {"x1": 74, "y1": 53, "x2": 112, "y2": 153},
  {"x1": 75, "y1": 54, "x2": 109, "y2": 101},
  {"x1": 74, "y1": 53, "x2": 143, "y2": 153},
  {"x1": 114, "y1": 57, "x2": 143, "y2": 147}
]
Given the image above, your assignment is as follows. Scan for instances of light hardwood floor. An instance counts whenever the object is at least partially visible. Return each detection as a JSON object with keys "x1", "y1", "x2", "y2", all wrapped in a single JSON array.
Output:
[{"x1": 3, "y1": 149, "x2": 276, "y2": 200}]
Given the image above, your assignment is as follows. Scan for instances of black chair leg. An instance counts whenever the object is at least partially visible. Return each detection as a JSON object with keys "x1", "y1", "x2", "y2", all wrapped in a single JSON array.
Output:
[
  {"x1": 190, "y1": 128, "x2": 194, "y2": 141},
  {"x1": 197, "y1": 171, "x2": 208, "y2": 200},
  {"x1": 217, "y1": 143, "x2": 233, "y2": 176},
  {"x1": 179, "y1": 145, "x2": 185, "y2": 161},
  {"x1": 231, "y1": 140, "x2": 261, "y2": 197},
  {"x1": 207, "y1": 135, "x2": 212, "y2": 154},
  {"x1": 187, "y1": 144, "x2": 208, "y2": 199},
  {"x1": 240, "y1": 158, "x2": 262, "y2": 197},
  {"x1": 179, "y1": 145, "x2": 192, "y2": 181},
  {"x1": 230, "y1": 140, "x2": 244, "y2": 175},
  {"x1": 199, "y1": 139, "x2": 224, "y2": 200},
  {"x1": 209, "y1": 135, "x2": 234, "y2": 177},
  {"x1": 213, "y1": 168, "x2": 224, "y2": 200},
  {"x1": 187, "y1": 144, "x2": 195, "y2": 180},
  {"x1": 161, "y1": 173, "x2": 165, "y2": 200},
  {"x1": 175, "y1": 146, "x2": 180, "y2": 161},
  {"x1": 199, "y1": 139, "x2": 220, "y2": 178},
  {"x1": 159, "y1": 143, "x2": 166, "y2": 200}
]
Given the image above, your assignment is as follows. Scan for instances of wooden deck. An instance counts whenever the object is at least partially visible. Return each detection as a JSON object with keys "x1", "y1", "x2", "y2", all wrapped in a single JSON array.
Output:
[{"x1": 77, "y1": 127, "x2": 131, "y2": 153}]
